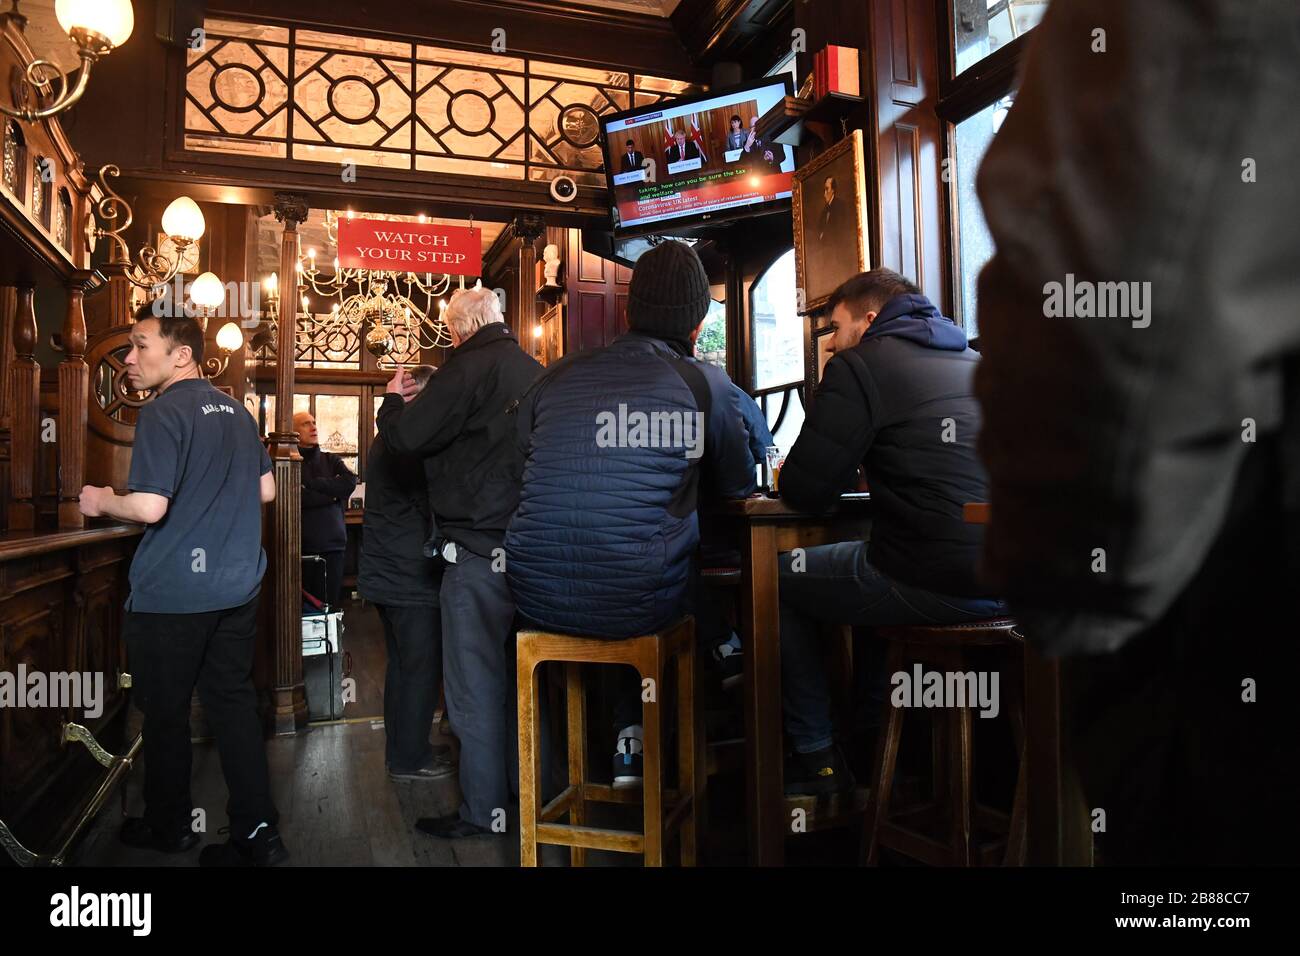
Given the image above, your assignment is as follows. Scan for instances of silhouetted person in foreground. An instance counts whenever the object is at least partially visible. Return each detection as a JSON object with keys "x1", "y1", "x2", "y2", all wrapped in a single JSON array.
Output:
[{"x1": 974, "y1": 0, "x2": 1300, "y2": 864}]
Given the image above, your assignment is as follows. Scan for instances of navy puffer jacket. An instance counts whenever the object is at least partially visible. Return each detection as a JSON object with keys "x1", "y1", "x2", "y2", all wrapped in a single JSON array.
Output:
[{"x1": 505, "y1": 333, "x2": 757, "y2": 638}]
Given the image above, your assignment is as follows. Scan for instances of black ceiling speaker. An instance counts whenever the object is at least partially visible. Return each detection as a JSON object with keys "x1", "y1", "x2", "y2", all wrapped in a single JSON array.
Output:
[{"x1": 156, "y1": 0, "x2": 206, "y2": 49}]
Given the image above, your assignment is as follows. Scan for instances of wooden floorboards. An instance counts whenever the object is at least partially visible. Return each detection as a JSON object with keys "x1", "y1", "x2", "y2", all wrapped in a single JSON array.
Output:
[{"x1": 70, "y1": 597, "x2": 863, "y2": 867}]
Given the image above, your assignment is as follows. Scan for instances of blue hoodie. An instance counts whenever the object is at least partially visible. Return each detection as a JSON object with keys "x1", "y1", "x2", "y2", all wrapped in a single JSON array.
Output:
[
  {"x1": 860, "y1": 292, "x2": 969, "y2": 351},
  {"x1": 780, "y1": 293, "x2": 995, "y2": 597}
]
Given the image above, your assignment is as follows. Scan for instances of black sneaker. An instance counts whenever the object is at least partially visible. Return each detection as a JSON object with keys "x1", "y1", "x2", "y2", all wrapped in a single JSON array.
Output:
[
  {"x1": 712, "y1": 641, "x2": 743, "y2": 691},
  {"x1": 119, "y1": 817, "x2": 199, "y2": 854},
  {"x1": 415, "y1": 814, "x2": 494, "y2": 839},
  {"x1": 783, "y1": 745, "x2": 856, "y2": 797},
  {"x1": 199, "y1": 823, "x2": 290, "y2": 867},
  {"x1": 388, "y1": 753, "x2": 456, "y2": 782},
  {"x1": 612, "y1": 736, "x2": 643, "y2": 789}
]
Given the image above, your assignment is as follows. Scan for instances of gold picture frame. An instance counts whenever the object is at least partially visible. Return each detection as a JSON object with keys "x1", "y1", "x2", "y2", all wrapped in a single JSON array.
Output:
[{"x1": 792, "y1": 128, "x2": 869, "y2": 314}]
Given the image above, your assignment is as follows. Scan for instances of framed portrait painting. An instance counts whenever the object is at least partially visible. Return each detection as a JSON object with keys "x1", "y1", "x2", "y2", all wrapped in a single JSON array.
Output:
[{"x1": 792, "y1": 129, "x2": 869, "y2": 314}]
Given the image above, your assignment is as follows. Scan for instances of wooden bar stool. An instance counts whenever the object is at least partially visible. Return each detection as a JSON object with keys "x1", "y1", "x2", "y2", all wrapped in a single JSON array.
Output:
[
  {"x1": 861, "y1": 618, "x2": 1026, "y2": 866},
  {"x1": 517, "y1": 616, "x2": 703, "y2": 867}
]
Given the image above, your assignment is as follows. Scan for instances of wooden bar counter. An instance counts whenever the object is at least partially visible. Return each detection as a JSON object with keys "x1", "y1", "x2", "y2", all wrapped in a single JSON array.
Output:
[{"x1": 712, "y1": 492, "x2": 873, "y2": 866}]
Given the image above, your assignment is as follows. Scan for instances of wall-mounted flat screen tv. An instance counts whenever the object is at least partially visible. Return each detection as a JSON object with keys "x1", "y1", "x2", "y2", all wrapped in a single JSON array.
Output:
[{"x1": 601, "y1": 77, "x2": 796, "y2": 238}]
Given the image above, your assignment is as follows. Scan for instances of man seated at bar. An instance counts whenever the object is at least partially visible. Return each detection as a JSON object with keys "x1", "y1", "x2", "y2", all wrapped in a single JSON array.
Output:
[
  {"x1": 776, "y1": 269, "x2": 1005, "y2": 796},
  {"x1": 358, "y1": 364, "x2": 453, "y2": 782},
  {"x1": 293, "y1": 410, "x2": 357, "y2": 608},
  {"x1": 377, "y1": 287, "x2": 542, "y2": 838},
  {"x1": 505, "y1": 240, "x2": 756, "y2": 787}
]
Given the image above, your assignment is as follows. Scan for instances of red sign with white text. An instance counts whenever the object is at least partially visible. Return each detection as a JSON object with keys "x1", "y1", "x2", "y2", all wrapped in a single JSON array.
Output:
[{"x1": 337, "y1": 218, "x2": 481, "y2": 275}]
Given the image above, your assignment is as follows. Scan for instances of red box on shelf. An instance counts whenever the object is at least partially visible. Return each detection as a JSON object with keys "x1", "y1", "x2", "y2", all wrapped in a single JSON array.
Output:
[{"x1": 823, "y1": 45, "x2": 861, "y2": 98}]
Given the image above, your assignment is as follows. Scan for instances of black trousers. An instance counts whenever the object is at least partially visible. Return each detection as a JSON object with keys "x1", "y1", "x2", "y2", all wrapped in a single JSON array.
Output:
[
  {"x1": 377, "y1": 603, "x2": 442, "y2": 772},
  {"x1": 322, "y1": 550, "x2": 345, "y2": 608},
  {"x1": 125, "y1": 595, "x2": 277, "y2": 838}
]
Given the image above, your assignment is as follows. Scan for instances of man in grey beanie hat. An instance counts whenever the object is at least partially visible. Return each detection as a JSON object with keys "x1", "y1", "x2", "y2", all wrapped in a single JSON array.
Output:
[{"x1": 505, "y1": 239, "x2": 758, "y2": 787}]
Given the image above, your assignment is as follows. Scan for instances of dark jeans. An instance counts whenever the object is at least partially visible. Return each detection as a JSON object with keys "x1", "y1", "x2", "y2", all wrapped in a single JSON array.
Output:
[
  {"x1": 441, "y1": 550, "x2": 519, "y2": 828},
  {"x1": 780, "y1": 541, "x2": 1005, "y2": 753},
  {"x1": 125, "y1": 596, "x2": 277, "y2": 838},
  {"x1": 377, "y1": 603, "x2": 442, "y2": 772}
]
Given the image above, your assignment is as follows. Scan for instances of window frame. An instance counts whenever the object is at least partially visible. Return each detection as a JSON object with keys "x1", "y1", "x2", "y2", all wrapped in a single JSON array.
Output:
[
  {"x1": 936, "y1": 0, "x2": 1040, "y2": 334},
  {"x1": 746, "y1": 246, "x2": 808, "y2": 480}
]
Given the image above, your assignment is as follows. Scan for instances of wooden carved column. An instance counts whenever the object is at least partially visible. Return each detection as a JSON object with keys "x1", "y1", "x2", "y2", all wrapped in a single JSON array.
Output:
[
  {"x1": 270, "y1": 193, "x2": 307, "y2": 734},
  {"x1": 8, "y1": 284, "x2": 38, "y2": 530},
  {"x1": 98, "y1": 261, "x2": 136, "y2": 328},
  {"x1": 514, "y1": 214, "x2": 545, "y2": 340},
  {"x1": 0, "y1": 286, "x2": 14, "y2": 529},
  {"x1": 58, "y1": 271, "x2": 92, "y2": 528}
]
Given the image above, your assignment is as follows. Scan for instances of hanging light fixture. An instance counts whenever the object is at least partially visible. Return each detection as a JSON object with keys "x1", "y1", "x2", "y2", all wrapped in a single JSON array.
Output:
[
  {"x1": 1, "y1": 0, "x2": 136, "y2": 122},
  {"x1": 259, "y1": 209, "x2": 468, "y2": 364}
]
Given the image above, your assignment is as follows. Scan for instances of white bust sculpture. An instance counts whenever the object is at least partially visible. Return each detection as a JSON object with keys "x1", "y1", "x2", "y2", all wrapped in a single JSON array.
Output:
[{"x1": 542, "y1": 243, "x2": 561, "y2": 287}]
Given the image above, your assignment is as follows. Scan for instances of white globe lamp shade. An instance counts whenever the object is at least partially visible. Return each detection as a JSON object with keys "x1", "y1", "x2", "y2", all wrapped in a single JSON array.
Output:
[
  {"x1": 216, "y1": 322, "x2": 244, "y2": 353},
  {"x1": 55, "y1": 0, "x2": 136, "y2": 50},
  {"x1": 189, "y1": 272, "x2": 225, "y2": 310},
  {"x1": 162, "y1": 196, "x2": 205, "y2": 245}
]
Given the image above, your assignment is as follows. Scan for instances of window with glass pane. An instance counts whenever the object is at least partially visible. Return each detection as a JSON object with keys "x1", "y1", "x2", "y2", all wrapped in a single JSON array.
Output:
[
  {"x1": 751, "y1": 249, "x2": 802, "y2": 391},
  {"x1": 315, "y1": 394, "x2": 360, "y2": 477},
  {"x1": 953, "y1": 93, "x2": 1015, "y2": 336},
  {"x1": 696, "y1": 300, "x2": 726, "y2": 371},
  {"x1": 953, "y1": 0, "x2": 1049, "y2": 75},
  {"x1": 749, "y1": 248, "x2": 807, "y2": 472}
]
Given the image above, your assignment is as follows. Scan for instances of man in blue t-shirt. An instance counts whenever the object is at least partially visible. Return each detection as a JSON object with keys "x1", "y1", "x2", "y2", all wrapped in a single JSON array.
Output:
[{"x1": 79, "y1": 304, "x2": 286, "y2": 867}]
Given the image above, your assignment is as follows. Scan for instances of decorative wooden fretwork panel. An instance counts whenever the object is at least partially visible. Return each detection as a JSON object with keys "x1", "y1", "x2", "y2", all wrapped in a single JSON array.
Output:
[
  {"x1": 30, "y1": 155, "x2": 48, "y2": 226},
  {"x1": 1, "y1": 119, "x2": 23, "y2": 197},
  {"x1": 183, "y1": 19, "x2": 702, "y2": 185},
  {"x1": 55, "y1": 188, "x2": 71, "y2": 250}
]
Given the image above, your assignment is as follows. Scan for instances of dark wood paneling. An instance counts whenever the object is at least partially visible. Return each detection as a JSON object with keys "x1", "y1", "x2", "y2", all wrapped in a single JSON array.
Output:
[
  {"x1": 794, "y1": 0, "x2": 949, "y2": 314},
  {"x1": 672, "y1": 0, "x2": 795, "y2": 65},
  {"x1": 578, "y1": 292, "x2": 607, "y2": 352},
  {"x1": 0, "y1": 529, "x2": 138, "y2": 845},
  {"x1": 867, "y1": 0, "x2": 949, "y2": 309},
  {"x1": 210, "y1": 0, "x2": 697, "y2": 74},
  {"x1": 579, "y1": 249, "x2": 607, "y2": 284},
  {"x1": 565, "y1": 229, "x2": 629, "y2": 354}
]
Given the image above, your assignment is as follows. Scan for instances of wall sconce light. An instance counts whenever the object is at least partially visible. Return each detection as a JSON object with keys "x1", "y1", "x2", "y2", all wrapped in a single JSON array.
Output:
[
  {"x1": 92, "y1": 165, "x2": 206, "y2": 291},
  {"x1": 188, "y1": 270, "x2": 224, "y2": 310},
  {"x1": 1, "y1": 0, "x2": 135, "y2": 123},
  {"x1": 201, "y1": 320, "x2": 244, "y2": 378}
]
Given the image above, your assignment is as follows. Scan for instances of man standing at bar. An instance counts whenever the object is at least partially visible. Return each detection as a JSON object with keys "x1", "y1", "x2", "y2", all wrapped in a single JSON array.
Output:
[
  {"x1": 359, "y1": 364, "x2": 453, "y2": 782},
  {"x1": 775, "y1": 270, "x2": 1005, "y2": 796},
  {"x1": 377, "y1": 287, "x2": 542, "y2": 839},
  {"x1": 294, "y1": 409, "x2": 356, "y2": 608},
  {"x1": 79, "y1": 303, "x2": 286, "y2": 866}
]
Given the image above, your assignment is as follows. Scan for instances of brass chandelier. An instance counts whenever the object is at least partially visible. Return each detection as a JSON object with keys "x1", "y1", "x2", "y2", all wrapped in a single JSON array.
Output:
[{"x1": 262, "y1": 210, "x2": 473, "y2": 362}]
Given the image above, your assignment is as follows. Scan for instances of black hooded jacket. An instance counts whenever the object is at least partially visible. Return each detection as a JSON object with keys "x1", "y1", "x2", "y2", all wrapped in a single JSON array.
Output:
[{"x1": 780, "y1": 293, "x2": 993, "y2": 597}]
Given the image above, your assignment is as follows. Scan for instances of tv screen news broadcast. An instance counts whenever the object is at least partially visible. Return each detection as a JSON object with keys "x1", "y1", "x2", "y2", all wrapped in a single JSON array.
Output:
[{"x1": 601, "y1": 77, "x2": 796, "y2": 237}]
